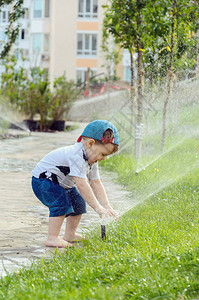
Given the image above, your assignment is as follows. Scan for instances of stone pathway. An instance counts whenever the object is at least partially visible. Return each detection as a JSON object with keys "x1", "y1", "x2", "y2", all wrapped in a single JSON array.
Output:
[{"x1": 0, "y1": 123, "x2": 132, "y2": 278}]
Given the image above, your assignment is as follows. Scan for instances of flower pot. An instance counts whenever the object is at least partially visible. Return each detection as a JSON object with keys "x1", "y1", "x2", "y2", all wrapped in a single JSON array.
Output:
[
  {"x1": 50, "y1": 120, "x2": 65, "y2": 131},
  {"x1": 23, "y1": 120, "x2": 39, "y2": 131}
]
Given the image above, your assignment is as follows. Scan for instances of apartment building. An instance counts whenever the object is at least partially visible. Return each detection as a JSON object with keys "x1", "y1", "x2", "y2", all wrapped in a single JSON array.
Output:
[{"x1": 0, "y1": 0, "x2": 130, "y2": 84}]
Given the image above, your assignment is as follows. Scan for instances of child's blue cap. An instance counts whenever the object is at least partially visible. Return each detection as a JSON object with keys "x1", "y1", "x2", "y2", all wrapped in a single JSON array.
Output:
[{"x1": 77, "y1": 120, "x2": 119, "y2": 145}]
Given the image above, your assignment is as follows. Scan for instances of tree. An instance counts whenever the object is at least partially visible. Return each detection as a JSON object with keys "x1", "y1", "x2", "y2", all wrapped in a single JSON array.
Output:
[
  {"x1": 101, "y1": 20, "x2": 121, "y2": 81},
  {"x1": 103, "y1": 0, "x2": 148, "y2": 160},
  {"x1": 144, "y1": 0, "x2": 199, "y2": 151},
  {"x1": 0, "y1": 58, "x2": 50, "y2": 128},
  {"x1": 0, "y1": 0, "x2": 24, "y2": 59},
  {"x1": 50, "y1": 75, "x2": 80, "y2": 121},
  {"x1": 1, "y1": 59, "x2": 79, "y2": 131},
  {"x1": 104, "y1": 0, "x2": 199, "y2": 155}
]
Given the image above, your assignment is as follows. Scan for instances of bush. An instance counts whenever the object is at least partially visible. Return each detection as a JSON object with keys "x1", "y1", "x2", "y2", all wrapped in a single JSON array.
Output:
[
  {"x1": 0, "y1": 57, "x2": 79, "y2": 131},
  {"x1": 50, "y1": 75, "x2": 80, "y2": 121}
]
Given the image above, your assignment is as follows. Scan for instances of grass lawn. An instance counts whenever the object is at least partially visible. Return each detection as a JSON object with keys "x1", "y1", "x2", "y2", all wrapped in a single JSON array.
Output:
[{"x1": 0, "y1": 137, "x2": 199, "y2": 299}]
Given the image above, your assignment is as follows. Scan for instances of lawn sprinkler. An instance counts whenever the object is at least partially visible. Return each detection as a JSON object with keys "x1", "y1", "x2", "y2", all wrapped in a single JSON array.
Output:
[
  {"x1": 101, "y1": 215, "x2": 118, "y2": 240},
  {"x1": 135, "y1": 167, "x2": 145, "y2": 176},
  {"x1": 101, "y1": 224, "x2": 106, "y2": 240},
  {"x1": 101, "y1": 216, "x2": 107, "y2": 240},
  {"x1": 135, "y1": 169, "x2": 139, "y2": 176}
]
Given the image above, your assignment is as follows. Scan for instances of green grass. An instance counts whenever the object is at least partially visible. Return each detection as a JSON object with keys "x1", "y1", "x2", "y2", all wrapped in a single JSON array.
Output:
[
  {"x1": 179, "y1": 102, "x2": 199, "y2": 126},
  {"x1": 104, "y1": 138, "x2": 198, "y2": 201},
  {"x1": 0, "y1": 137, "x2": 199, "y2": 299},
  {"x1": 114, "y1": 93, "x2": 199, "y2": 154}
]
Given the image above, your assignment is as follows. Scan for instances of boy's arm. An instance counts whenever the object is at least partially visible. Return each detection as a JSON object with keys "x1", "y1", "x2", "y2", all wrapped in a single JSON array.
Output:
[
  {"x1": 89, "y1": 179, "x2": 118, "y2": 218},
  {"x1": 73, "y1": 177, "x2": 114, "y2": 217}
]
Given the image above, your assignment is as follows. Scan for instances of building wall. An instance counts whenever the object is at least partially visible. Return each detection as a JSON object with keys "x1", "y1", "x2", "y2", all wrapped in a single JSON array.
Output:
[
  {"x1": 50, "y1": 0, "x2": 77, "y2": 83},
  {"x1": 49, "y1": 0, "x2": 111, "y2": 83},
  {"x1": 0, "y1": 0, "x2": 127, "y2": 84},
  {"x1": 97, "y1": 0, "x2": 108, "y2": 75},
  {"x1": 75, "y1": 0, "x2": 108, "y2": 83}
]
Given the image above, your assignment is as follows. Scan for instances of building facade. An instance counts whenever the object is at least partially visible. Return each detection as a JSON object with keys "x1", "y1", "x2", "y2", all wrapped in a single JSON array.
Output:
[{"x1": 0, "y1": 0, "x2": 130, "y2": 84}]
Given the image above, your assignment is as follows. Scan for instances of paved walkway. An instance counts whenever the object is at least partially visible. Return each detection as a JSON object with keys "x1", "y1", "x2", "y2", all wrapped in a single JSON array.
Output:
[{"x1": 0, "y1": 123, "x2": 131, "y2": 277}]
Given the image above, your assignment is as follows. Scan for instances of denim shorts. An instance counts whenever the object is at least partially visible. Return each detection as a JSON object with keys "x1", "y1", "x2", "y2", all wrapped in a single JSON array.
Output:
[{"x1": 32, "y1": 176, "x2": 87, "y2": 217}]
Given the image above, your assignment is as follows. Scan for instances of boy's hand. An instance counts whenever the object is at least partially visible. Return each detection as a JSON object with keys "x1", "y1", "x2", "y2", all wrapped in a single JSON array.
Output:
[
  {"x1": 95, "y1": 205, "x2": 119, "y2": 220},
  {"x1": 95, "y1": 205, "x2": 114, "y2": 218},
  {"x1": 74, "y1": 177, "x2": 119, "y2": 220},
  {"x1": 106, "y1": 207, "x2": 119, "y2": 221}
]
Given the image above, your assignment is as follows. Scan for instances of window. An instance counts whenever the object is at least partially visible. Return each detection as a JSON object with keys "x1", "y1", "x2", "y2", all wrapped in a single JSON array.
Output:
[
  {"x1": 2, "y1": 11, "x2": 7, "y2": 22},
  {"x1": 77, "y1": 33, "x2": 97, "y2": 56},
  {"x1": 14, "y1": 49, "x2": 19, "y2": 60},
  {"x1": 44, "y1": 0, "x2": 50, "y2": 17},
  {"x1": 78, "y1": 0, "x2": 98, "y2": 18},
  {"x1": 43, "y1": 34, "x2": 50, "y2": 52},
  {"x1": 124, "y1": 67, "x2": 131, "y2": 82},
  {"x1": 21, "y1": 48, "x2": 29, "y2": 58},
  {"x1": 76, "y1": 68, "x2": 97, "y2": 83},
  {"x1": 0, "y1": 30, "x2": 6, "y2": 46},
  {"x1": 0, "y1": 31, "x2": 6, "y2": 42},
  {"x1": 34, "y1": 0, "x2": 43, "y2": 18},
  {"x1": 21, "y1": 29, "x2": 25, "y2": 40},
  {"x1": 76, "y1": 69, "x2": 86, "y2": 84},
  {"x1": 32, "y1": 33, "x2": 42, "y2": 53}
]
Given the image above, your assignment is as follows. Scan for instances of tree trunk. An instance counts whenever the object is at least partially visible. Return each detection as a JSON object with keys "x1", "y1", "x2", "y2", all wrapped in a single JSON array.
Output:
[
  {"x1": 196, "y1": 27, "x2": 199, "y2": 77},
  {"x1": 161, "y1": 72, "x2": 172, "y2": 151},
  {"x1": 39, "y1": 103, "x2": 43, "y2": 131},
  {"x1": 130, "y1": 50, "x2": 135, "y2": 133},
  {"x1": 30, "y1": 92, "x2": 33, "y2": 120},
  {"x1": 161, "y1": 0, "x2": 176, "y2": 152},
  {"x1": 134, "y1": 4, "x2": 144, "y2": 161},
  {"x1": 85, "y1": 67, "x2": 90, "y2": 97},
  {"x1": 137, "y1": 49, "x2": 143, "y2": 125},
  {"x1": 135, "y1": 41, "x2": 143, "y2": 161}
]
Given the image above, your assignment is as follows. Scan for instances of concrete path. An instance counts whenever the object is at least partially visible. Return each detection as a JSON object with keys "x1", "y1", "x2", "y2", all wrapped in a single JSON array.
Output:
[{"x1": 0, "y1": 123, "x2": 131, "y2": 277}]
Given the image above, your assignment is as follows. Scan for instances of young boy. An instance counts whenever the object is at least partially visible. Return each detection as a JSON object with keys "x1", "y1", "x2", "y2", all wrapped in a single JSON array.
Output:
[{"x1": 31, "y1": 120, "x2": 119, "y2": 248}]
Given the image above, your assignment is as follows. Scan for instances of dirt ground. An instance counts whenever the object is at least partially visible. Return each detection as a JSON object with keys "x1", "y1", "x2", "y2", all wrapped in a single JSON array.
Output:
[{"x1": 0, "y1": 122, "x2": 131, "y2": 277}]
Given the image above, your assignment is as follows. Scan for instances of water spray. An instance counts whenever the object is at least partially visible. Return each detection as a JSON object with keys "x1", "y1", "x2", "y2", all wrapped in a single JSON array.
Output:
[
  {"x1": 136, "y1": 139, "x2": 186, "y2": 175},
  {"x1": 134, "y1": 139, "x2": 186, "y2": 177},
  {"x1": 0, "y1": 115, "x2": 31, "y2": 136}
]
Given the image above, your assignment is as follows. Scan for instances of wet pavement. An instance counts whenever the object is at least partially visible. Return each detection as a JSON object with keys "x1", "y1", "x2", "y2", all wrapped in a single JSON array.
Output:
[{"x1": 0, "y1": 123, "x2": 131, "y2": 277}]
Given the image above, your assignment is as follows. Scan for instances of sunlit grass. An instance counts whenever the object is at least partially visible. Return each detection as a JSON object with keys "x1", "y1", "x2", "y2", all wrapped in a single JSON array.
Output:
[
  {"x1": 179, "y1": 101, "x2": 199, "y2": 126},
  {"x1": 104, "y1": 138, "x2": 199, "y2": 200},
  {"x1": 114, "y1": 95, "x2": 199, "y2": 154}
]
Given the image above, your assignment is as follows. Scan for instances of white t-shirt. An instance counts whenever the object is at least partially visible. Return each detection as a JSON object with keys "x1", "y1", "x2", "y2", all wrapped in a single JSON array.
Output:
[{"x1": 32, "y1": 142, "x2": 99, "y2": 189}]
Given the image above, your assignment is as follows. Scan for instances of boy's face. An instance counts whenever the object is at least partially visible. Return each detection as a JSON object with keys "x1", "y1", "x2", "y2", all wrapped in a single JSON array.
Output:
[{"x1": 86, "y1": 140, "x2": 114, "y2": 165}]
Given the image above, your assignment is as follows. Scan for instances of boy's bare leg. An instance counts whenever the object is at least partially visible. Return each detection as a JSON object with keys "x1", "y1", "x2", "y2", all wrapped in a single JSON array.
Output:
[
  {"x1": 63, "y1": 215, "x2": 84, "y2": 242},
  {"x1": 46, "y1": 215, "x2": 72, "y2": 248}
]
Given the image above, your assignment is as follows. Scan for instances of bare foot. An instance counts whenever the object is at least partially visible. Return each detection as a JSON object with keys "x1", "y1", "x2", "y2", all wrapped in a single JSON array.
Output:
[
  {"x1": 63, "y1": 233, "x2": 84, "y2": 243},
  {"x1": 45, "y1": 237, "x2": 73, "y2": 248}
]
